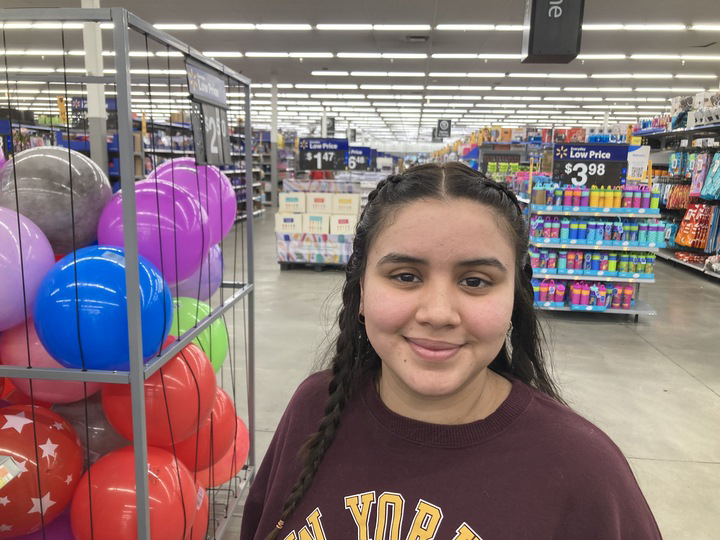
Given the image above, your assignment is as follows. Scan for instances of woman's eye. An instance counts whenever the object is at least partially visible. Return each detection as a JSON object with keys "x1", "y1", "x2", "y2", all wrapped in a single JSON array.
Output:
[
  {"x1": 393, "y1": 273, "x2": 419, "y2": 283},
  {"x1": 461, "y1": 277, "x2": 488, "y2": 288}
]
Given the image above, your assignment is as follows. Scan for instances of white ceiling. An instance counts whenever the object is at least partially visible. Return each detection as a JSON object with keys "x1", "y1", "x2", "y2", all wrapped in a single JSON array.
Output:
[{"x1": 2, "y1": 0, "x2": 720, "y2": 141}]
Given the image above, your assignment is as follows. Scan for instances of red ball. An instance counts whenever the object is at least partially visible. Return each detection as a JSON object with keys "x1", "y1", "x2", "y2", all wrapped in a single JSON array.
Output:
[
  {"x1": 0, "y1": 405, "x2": 83, "y2": 538},
  {"x1": 187, "y1": 484, "x2": 209, "y2": 540},
  {"x1": 194, "y1": 416, "x2": 249, "y2": 488},
  {"x1": 169, "y1": 387, "x2": 236, "y2": 474},
  {"x1": 102, "y1": 343, "x2": 216, "y2": 447},
  {"x1": 71, "y1": 446, "x2": 198, "y2": 540}
]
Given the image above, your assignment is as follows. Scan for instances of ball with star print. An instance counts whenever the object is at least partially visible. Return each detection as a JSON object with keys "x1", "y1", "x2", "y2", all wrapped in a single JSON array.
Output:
[{"x1": 0, "y1": 405, "x2": 83, "y2": 538}]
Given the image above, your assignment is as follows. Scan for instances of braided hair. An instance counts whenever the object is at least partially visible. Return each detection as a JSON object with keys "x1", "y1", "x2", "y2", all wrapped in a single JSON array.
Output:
[{"x1": 264, "y1": 162, "x2": 562, "y2": 539}]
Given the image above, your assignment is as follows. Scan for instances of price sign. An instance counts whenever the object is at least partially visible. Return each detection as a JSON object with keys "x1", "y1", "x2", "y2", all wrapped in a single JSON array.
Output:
[
  {"x1": 299, "y1": 138, "x2": 349, "y2": 171},
  {"x1": 186, "y1": 61, "x2": 232, "y2": 165},
  {"x1": 348, "y1": 146, "x2": 372, "y2": 171},
  {"x1": 552, "y1": 143, "x2": 628, "y2": 187},
  {"x1": 191, "y1": 100, "x2": 232, "y2": 165}
]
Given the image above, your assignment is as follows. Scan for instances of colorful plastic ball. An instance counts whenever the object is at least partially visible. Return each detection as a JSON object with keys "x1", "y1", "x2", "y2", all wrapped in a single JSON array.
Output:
[
  {"x1": 70, "y1": 446, "x2": 197, "y2": 540},
  {"x1": 97, "y1": 179, "x2": 210, "y2": 285},
  {"x1": 189, "y1": 486, "x2": 209, "y2": 540},
  {"x1": 102, "y1": 342, "x2": 216, "y2": 447},
  {"x1": 168, "y1": 387, "x2": 236, "y2": 473},
  {"x1": 170, "y1": 297, "x2": 229, "y2": 372},
  {"x1": 171, "y1": 244, "x2": 223, "y2": 301},
  {"x1": 33, "y1": 246, "x2": 172, "y2": 371},
  {"x1": 194, "y1": 416, "x2": 249, "y2": 488},
  {"x1": 149, "y1": 158, "x2": 236, "y2": 245},
  {"x1": 0, "y1": 147, "x2": 112, "y2": 255},
  {"x1": 0, "y1": 404, "x2": 83, "y2": 537},
  {"x1": 0, "y1": 320, "x2": 101, "y2": 404},
  {"x1": 0, "y1": 207, "x2": 55, "y2": 332}
]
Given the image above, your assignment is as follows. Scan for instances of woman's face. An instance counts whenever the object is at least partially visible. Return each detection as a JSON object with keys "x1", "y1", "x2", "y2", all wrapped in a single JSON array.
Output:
[{"x1": 361, "y1": 198, "x2": 516, "y2": 407}]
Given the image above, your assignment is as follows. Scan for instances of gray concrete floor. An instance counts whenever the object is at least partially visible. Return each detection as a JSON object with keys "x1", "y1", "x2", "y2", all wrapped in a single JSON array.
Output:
[{"x1": 220, "y1": 210, "x2": 720, "y2": 539}]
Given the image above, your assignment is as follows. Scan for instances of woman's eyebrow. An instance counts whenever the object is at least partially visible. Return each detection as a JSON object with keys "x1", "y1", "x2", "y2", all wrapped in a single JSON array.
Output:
[{"x1": 377, "y1": 253, "x2": 507, "y2": 273}]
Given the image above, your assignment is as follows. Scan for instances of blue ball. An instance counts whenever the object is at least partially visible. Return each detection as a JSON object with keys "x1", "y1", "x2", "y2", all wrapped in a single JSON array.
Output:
[{"x1": 33, "y1": 245, "x2": 173, "y2": 371}]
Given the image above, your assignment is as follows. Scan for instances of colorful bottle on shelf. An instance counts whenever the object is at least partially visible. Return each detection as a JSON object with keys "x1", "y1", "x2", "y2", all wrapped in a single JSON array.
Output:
[
  {"x1": 622, "y1": 285, "x2": 634, "y2": 309},
  {"x1": 591, "y1": 253, "x2": 601, "y2": 271},
  {"x1": 554, "y1": 188, "x2": 564, "y2": 206},
  {"x1": 563, "y1": 188, "x2": 573, "y2": 207},
  {"x1": 650, "y1": 189, "x2": 660, "y2": 209},
  {"x1": 558, "y1": 251, "x2": 568, "y2": 271},
  {"x1": 578, "y1": 221, "x2": 588, "y2": 242},
  {"x1": 611, "y1": 286, "x2": 622, "y2": 308},
  {"x1": 580, "y1": 283, "x2": 590, "y2": 305},
  {"x1": 613, "y1": 187, "x2": 623, "y2": 208},
  {"x1": 548, "y1": 252, "x2": 558, "y2": 269},
  {"x1": 641, "y1": 187, "x2": 651, "y2": 208},
  {"x1": 570, "y1": 283, "x2": 581, "y2": 305},
  {"x1": 560, "y1": 218, "x2": 570, "y2": 240},
  {"x1": 589, "y1": 185, "x2": 600, "y2": 207},
  {"x1": 539, "y1": 280, "x2": 549, "y2": 302},
  {"x1": 580, "y1": 188, "x2": 590, "y2": 207},
  {"x1": 599, "y1": 253, "x2": 609, "y2": 271},
  {"x1": 555, "y1": 283, "x2": 566, "y2": 303},
  {"x1": 632, "y1": 189, "x2": 642, "y2": 208},
  {"x1": 608, "y1": 253, "x2": 618, "y2": 272}
]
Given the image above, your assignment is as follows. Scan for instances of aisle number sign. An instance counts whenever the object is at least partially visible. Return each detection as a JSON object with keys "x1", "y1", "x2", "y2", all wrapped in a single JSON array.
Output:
[
  {"x1": 553, "y1": 143, "x2": 628, "y2": 187},
  {"x1": 299, "y1": 138, "x2": 349, "y2": 171},
  {"x1": 348, "y1": 147, "x2": 372, "y2": 171},
  {"x1": 186, "y1": 61, "x2": 232, "y2": 165}
]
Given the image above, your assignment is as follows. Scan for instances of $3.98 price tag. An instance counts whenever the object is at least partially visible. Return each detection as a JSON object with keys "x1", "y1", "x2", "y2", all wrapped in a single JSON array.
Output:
[
  {"x1": 553, "y1": 159, "x2": 626, "y2": 187},
  {"x1": 563, "y1": 162, "x2": 606, "y2": 185}
]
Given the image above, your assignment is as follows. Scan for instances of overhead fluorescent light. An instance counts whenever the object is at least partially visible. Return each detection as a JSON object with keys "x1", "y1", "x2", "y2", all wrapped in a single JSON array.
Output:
[
  {"x1": 582, "y1": 24, "x2": 623, "y2": 31},
  {"x1": 156, "y1": 51, "x2": 184, "y2": 57},
  {"x1": 429, "y1": 72, "x2": 467, "y2": 77},
  {"x1": 393, "y1": 85, "x2": 424, "y2": 90},
  {"x1": 478, "y1": 53, "x2": 523, "y2": 59},
  {"x1": 312, "y1": 71, "x2": 349, "y2": 76},
  {"x1": 204, "y1": 51, "x2": 243, "y2": 57},
  {"x1": 256, "y1": 24, "x2": 312, "y2": 31},
  {"x1": 317, "y1": 24, "x2": 373, "y2": 30},
  {"x1": 432, "y1": 53, "x2": 478, "y2": 59},
  {"x1": 154, "y1": 23, "x2": 198, "y2": 30},
  {"x1": 675, "y1": 74, "x2": 717, "y2": 79},
  {"x1": 577, "y1": 54, "x2": 627, "y2": 60},
  {"x1": 352, "y1": 71, "x2": 389, "y2": 77},
  {"x1": 528, "y1": 86, "x2": 561, "y2": 91},
  {"x1": 591, "y1": 73, "x2": 631, "y2": 78},
  {"x1": 382, "y1": 53, "x2": 428, "y2": 59},
  {"x1": 289, "y1": 52, "x2": 334, "y2": 58},
  {"x1": 623, "y1": 24, "x2": 687, "y2": 31},
  {"x1": 691, "y1": 24, "x2": 720, "y2": 31},
  {"x1": 435, "y1": 24, "x2": 495, "y2": 31},
  {"x1": 468, "y1": 72, "x2": 506, "y2": 78},
  {"x1": 630, "y1": 54, "x2": 681, "y2": 60},
  {"x1": 495, "y1": 25, "x2": 525, "y2": 31},
  {"x1": 548, "y1": 73, "x2": 588, "y2": 78},
  {"x1": 338, "y1": 52, "x2": 382, "y2": 58},
  {"x1": 245, "y1": 52, "x2": 290, "y2": 57},
  {"x1": 200, "y1": 23, "x2": 255, "y2": 30},
  {"x1": 373, "y1": 24, "x2": 431, "y2": 31},
  {"x1": 388, "y1": 72, "x2": 425, "y2": 77},
  {"x1": 509, "y1": 73, "x2": 549, "y2": 78},
  {"x1": 632, "y1": 73, "x2": 673, "y2": 79},
  {"x1": 680, "y1": 55, "x2": 720, "y2": 61}
]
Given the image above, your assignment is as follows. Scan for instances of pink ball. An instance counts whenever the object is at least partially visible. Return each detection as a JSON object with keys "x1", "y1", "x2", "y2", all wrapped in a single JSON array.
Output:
[
  {"x1": 148, "y1": 158, "x2": 236, "y2": 246},
  {"x1": 0, "y1": 320, "x2": 101, "y2": 403},
  {"x1": 97, "y1": 179, "x2": 210, "y2": 285},
  {"x1": 0, "y1": 207, "x2": 55, "y2": 331}
]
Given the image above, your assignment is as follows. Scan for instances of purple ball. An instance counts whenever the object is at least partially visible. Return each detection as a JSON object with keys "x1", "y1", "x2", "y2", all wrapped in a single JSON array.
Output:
[
  {"x1": 97, "y1": 179, "x2": 210, "y2": 285},
  {"x1": 148, "y1": 158, "x2": 236, "y2": 246},
  {"x1": 171, "y1": 244, "x2": 223, "y2": 301}
]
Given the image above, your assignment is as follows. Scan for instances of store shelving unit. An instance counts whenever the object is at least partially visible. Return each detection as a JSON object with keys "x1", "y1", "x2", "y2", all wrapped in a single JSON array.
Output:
[
  {"x1": 528, "y1": 186, "x2": 658, "y2": 321},
  {"x1": 637, "y1": 124, "x2": 720, "y2": 281},
  {"x1": 0, "y1": 8, "x2": 256, "y2": 540}
]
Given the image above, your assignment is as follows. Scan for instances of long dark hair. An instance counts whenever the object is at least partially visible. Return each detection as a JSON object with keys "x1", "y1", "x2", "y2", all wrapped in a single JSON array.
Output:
[{"x1": 265, "y1": 162, "x2": 562, "y2": 539}]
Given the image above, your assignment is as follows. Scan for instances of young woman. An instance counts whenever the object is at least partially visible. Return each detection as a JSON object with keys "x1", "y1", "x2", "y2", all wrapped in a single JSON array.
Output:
[{"x1": 241, "y1": 163, "x2": 662, "y2": 540}]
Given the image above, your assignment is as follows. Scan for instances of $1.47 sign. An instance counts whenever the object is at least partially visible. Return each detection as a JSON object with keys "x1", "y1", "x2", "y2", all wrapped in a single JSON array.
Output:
[
  {"x1": 299, "y1": 138, "x2": 349, "y2": 171},
  {"x1": 552, "y1": 143, "x2": 628, "y2": 187}
]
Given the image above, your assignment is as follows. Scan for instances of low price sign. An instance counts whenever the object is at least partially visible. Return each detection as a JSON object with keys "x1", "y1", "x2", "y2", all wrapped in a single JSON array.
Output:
[
  {"x1": 187, "y1": 61, "x2": 232, "y2": 166},
  {"x1": 552, "y1": 143, "x2": 628, "y2": 187},
  {"x1": 348, "y1": 146, "x2": 372, "y2": 171},
  {"x1": 299, "y1": 138, "x2": 349, "y2": 170}
]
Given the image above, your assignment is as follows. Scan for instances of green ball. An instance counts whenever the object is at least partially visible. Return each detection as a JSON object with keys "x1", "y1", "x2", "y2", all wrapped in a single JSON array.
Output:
[{"x1": 170, "y1": 297, "x2": 228, "y2": 372}]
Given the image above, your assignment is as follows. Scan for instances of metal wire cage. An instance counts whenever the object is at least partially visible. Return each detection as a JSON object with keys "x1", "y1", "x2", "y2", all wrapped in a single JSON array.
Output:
[{"x1": 0, "y1": 8, "x2": 255, "y2": 539}]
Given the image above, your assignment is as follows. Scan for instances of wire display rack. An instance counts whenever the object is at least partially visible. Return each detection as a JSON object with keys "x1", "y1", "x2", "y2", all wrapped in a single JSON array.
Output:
[{"x1": 0, "y1": 8, "x2": 255, "y2": 539}]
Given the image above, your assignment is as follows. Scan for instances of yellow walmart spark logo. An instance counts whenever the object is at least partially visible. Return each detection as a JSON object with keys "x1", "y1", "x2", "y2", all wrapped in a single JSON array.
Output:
[{"x1": 555, "y1": 146, "x2": 568, "y2": 159}]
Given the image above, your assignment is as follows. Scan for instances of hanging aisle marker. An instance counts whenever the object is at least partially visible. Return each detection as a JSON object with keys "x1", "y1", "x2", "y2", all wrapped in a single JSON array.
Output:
[
  {"x1": 186, "y1": 61, "x2": 232, "y2": 165},
  {"x1": 348, "y1": 147, "x2": 373, "y2": 171},
  {"x1": 553, "y1": 143, "x2": 629, "y2": 187}
]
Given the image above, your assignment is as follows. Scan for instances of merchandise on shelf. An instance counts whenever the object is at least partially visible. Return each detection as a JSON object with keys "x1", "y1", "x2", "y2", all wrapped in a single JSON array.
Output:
[
  {"x1": 675, "y1": 204, "x2": 717, "y2": 250},
  {"x1": 531, "y1": 185, "x2": 660, "y2": 213},
  {"x1": 284, "y1": 178, "x2": 359, "y2": 193},
  {"x1": 530, "y1": 215, "x2": 667, "y2": 248},
  {"x1": 530, "y1": 246, "x2": 656, "y2": 279},
  {"x1": 275, "y1": 233, "x2": 354, "y2": 265},
  {"x1": 532, "y1": 278, "x2": 637, "y2": 311}
]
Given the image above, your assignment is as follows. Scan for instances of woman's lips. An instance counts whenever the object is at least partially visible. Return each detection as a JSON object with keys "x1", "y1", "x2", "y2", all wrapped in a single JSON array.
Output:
[{"x1": 405, "y1": 337, "x2": 463, "y2": 361}]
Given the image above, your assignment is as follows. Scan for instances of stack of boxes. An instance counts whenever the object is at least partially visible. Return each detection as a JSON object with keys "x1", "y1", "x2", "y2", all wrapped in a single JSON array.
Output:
[{"x1": 275, "y1": 192, "x2": 362, "y2": 265}]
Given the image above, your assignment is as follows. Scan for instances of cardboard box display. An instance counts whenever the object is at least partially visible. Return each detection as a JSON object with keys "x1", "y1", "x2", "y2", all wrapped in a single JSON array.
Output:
[
  {"x1": 330, "y1": 215, "x2": 358, "y2": 235},
  {"x1": 279, "y1": 192, "x2": 306, "y2": 213},
  {"x1": 303, "y1": 213, "x2": 330, "y2": 234},
  {"x1": 332, "y1": 193, "x2": 361, "y2": 215},
  {"x1": 694, "y1": 91, "x2": 720, "y2": 109},
  {"x1": 275, "y1": 213, "x2": 303, "y2": 233},
  {"x1": 306, "y1": 193, "x2": 333, "y2": 214}
]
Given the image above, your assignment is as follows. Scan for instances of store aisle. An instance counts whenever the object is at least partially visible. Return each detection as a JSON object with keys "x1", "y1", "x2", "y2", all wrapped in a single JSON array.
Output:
[{"x1": 228, "y1": 211, "x2": 720, "y2": 539}]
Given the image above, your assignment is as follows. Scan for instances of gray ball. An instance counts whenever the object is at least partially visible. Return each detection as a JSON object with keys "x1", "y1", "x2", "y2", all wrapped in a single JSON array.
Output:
[{"x1": 0, "y1": 146, "x2": 112, "y2": 255}]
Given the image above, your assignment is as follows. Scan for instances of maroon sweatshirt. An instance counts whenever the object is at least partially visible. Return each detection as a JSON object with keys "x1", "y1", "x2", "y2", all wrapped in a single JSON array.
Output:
[{"x1": 241, "y1": 371, "x2": 662, "y2": 540}]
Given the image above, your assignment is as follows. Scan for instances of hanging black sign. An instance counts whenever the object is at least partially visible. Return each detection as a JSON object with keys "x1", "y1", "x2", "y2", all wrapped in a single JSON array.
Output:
[
  {"x1": 522, "y1": 0, "x2": 585, "y2": 64},
  {"x1": 436, "y1": 119, "x2": 452, "y2": 138},
  {"x1": 299, "y1": 138, "x2": 349, "y2": 170}
]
